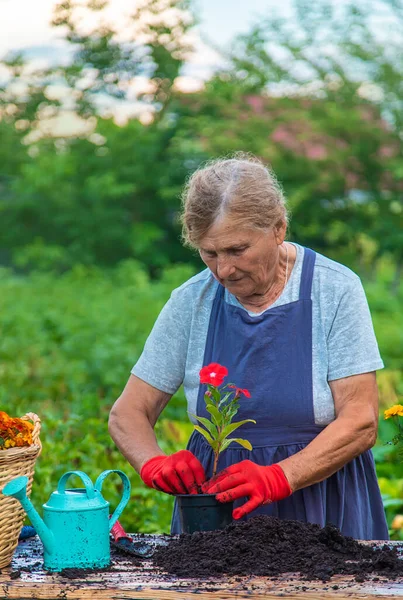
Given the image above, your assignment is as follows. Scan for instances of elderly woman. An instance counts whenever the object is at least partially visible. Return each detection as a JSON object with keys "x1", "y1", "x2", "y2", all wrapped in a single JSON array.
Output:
[{"x1": 109, "y1": 155, "x2": 388, "y2": 540}]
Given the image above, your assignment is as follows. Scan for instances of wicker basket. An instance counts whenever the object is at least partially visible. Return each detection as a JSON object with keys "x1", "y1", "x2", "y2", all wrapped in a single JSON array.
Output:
[{"x1": 0, "y1": 413, "x2": 41, "y2": 568}]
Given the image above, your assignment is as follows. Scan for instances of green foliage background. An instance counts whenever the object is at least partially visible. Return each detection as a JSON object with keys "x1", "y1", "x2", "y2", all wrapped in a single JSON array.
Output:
[
  {"x1": 1, "y1": 0, "x2": 403, "y2": 537},
  {"x1": 1, "y1": 261, "x2": 196, "y2": 533}
]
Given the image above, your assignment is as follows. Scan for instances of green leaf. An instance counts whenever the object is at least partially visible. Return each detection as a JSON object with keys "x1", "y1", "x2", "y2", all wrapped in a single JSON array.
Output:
[
  {"x1": 203, "y1": 392, "x2": 214, "y2": 408},
  {"x1": 220, "y1": 397, "x2": 239, "y2": 419},
  {"x1": 226, "y1": 401, "x2": 240, "y2": 420},
  {"x1": 219, "y1": 437, "x2": 253, "y2": 452},
  {"x1": 227, "y1": 438, "x2": 253, "y2": 451},
  {"x1": 219, "y1": 438, "x2": 233, "y2": 452},
  {"x1": 382, "y1": 497, "x2": 403, "y2": 508},
  {"x1": 218, "y1": 419, "x2": 256, "y2": 441},
  {"x1": 189, "y1": 413, "x2": 218, "y2": 438},
  {"x1": 206, "y1": 404, "x2": 223, "y2": 427},
  {"x1": 194, "y1": 425, "x2": 214, "y2": 445},
  {"x1": 218, "y1": 392, "x2": 232, "y2": 408},
  {"x1": 209, "y1": 386, "x2": 221, "y2": 404},
  {"x1": 221, "y1": 404, "x2": 240, "y2": 429},
  {"x1": 210, "y1": 440, "x2": 219, "y2": 452}
]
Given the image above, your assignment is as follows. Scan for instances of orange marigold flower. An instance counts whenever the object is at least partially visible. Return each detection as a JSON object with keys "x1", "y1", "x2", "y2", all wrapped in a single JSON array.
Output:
[
  {"x1": 391, "y1": 515, "x2": 403, "y2": 530},
  {"x1": 0, "y1": 411, "x2": 13, "y2": 427},
  {"x1": 384, "y1": 404, "x2": 403, "y2": 420},
  {"x1": 0, "y1": 412, "x2": 33, "y2": 449}
]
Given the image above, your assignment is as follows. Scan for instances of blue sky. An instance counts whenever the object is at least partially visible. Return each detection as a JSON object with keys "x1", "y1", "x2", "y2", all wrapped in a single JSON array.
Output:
[{"x1": 196, "y1": 0, "x2": 285, "y2": 45}]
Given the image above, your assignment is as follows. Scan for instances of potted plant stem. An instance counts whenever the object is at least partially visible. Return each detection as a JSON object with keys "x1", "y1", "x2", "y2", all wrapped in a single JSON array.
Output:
[{"x1": 177, "y1": 363, "x2": 255, "y2": 533}]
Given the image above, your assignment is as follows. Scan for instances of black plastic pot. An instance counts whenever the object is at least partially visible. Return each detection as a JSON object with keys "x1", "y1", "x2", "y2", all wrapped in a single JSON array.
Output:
[{"x1": 176, "y1": 493, "x2": 233, "y2": 534}]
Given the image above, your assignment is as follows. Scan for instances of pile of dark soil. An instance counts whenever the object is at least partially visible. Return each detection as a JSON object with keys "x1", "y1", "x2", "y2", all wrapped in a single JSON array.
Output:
[{"x1": 153, "y1": 515, "x2": 403, "y2": 582}]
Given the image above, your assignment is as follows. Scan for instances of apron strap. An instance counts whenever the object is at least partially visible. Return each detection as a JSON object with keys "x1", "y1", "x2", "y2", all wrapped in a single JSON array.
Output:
[
  {"x1": 202, "y1": 282, "x2": 224, "y2": 362},
  {"x1": 299, "y1": 247, "x2": 316, "y2": 300},
  {"x1": 208, "y1": 245, "x2": 316, "y2": 328}
]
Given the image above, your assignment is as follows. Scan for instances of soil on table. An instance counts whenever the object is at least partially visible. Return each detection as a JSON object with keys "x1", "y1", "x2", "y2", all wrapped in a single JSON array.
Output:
[
  {"x1": 58, "y1": 565, "x2": 113, "y2": 579},
  {"x1": 153, "y1": 515, "x2": 403, "y2": 582}
]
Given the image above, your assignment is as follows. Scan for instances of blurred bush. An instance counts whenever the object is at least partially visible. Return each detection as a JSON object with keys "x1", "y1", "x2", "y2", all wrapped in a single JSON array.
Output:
[{"x1": 1, "y1": 261, "x2": 195, "y2": 532}]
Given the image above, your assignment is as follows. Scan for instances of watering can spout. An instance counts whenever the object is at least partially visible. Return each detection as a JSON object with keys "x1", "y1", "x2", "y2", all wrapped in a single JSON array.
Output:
[{"x1": 1, "y1": 476, "x2": 55, "y2": 555}]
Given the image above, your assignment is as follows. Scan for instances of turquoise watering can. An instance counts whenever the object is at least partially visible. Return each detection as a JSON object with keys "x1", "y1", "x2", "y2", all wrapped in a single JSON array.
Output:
[{"x1": 1, "y1": 469, "x2": 130, "y2": 572}]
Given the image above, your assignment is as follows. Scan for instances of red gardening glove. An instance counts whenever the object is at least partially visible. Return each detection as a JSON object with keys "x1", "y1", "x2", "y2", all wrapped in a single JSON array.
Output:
[
  {"x1": 140, "y1": 450, "x2": 206, "y2": 495},
  {"x1": 202, "y1": 461, "x2": 292, "y2": 520}
]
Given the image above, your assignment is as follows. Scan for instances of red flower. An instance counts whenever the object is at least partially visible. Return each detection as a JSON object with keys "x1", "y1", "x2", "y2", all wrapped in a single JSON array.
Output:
[
  {"x1": 199, "y1": 363, "x2": 228, "y2": 387},
  {"x1": 228, "y1": 385, "x2": 251, "y2": 398}
]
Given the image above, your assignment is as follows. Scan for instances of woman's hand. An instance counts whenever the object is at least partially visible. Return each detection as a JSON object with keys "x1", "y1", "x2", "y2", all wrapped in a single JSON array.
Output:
[
  {"x1": 140, "y1": 450, "x2": 206, "y2": 495},
  {"x1": 203, "y1": 461, "x2": 292, "y2": 519}
]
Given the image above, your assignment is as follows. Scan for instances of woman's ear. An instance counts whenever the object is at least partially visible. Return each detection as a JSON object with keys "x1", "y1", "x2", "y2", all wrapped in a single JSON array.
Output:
[{"x1": 274, "y1": 220, "x2": 287, "y2": 245}]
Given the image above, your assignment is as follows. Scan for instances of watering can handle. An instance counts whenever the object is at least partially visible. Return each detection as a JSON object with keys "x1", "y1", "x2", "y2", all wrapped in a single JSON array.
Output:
[
  {"x1": 95, "y1": 470, "x2": 131, "y2": 531},
  {"x1": 57, "y1": 471, "x2": 96, "y2": 499}
]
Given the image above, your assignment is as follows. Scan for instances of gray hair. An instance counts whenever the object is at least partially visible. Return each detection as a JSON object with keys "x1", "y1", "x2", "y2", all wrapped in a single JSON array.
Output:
[{"x1": 180, "y1": 153, "x2": 289, "y2": 249}]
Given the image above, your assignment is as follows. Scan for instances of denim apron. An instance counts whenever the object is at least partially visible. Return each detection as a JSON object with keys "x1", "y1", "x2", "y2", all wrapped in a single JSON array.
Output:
[{"x1": 171, "y1": 248, "x2": 388, "y2": 539}]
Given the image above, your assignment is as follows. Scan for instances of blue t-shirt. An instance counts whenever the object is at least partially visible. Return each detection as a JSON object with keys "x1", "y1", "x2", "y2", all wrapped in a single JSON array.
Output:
[{"x1": 132, "y1": 243, "x2": 384, "y2": 425}]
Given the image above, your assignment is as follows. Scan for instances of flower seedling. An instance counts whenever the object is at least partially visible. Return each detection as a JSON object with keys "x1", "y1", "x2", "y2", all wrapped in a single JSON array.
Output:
[
  {"x1": 191, "y1": 362, "x2": 256, "y2": 477},
  {"x1": 384, "y1": 403, "x2": 403, "y2": 458}
]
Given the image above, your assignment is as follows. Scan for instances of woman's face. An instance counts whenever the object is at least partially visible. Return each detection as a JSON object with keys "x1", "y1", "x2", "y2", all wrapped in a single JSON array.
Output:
[{"x1": 198, "y1": 218, "x2": 286, "y2": 297}]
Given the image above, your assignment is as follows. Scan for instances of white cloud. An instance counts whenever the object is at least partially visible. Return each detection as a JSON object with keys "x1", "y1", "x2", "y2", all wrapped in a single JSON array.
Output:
[
  {"x1": 0, "y1": 0, "x2": 225, "y2": 75},
  {"x1": 0, "y1": 0, "x2": 58, "y2": 56},
  {"x1": 173, "y1": 75, "x2": 204, "y2": 93}
]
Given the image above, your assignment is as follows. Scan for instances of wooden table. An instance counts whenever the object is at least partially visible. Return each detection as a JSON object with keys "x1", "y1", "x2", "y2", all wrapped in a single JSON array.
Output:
[{"x1": 1, "y1": 535, "x2": 403, "y2": 599}]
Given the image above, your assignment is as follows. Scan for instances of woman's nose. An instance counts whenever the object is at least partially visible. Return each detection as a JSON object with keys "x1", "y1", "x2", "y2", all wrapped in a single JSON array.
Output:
[{"x1": 216, "y1": 256, "x2": 235, "y2": 279}]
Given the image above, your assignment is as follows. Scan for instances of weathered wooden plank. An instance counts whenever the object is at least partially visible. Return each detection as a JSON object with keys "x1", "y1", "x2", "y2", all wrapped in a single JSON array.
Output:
[
  {"x1": 1, "y1": 536, "x2": 402, "y2": 599},
  {"x1": 2, "y1": 576, "x2": 403, "y2": 600}
]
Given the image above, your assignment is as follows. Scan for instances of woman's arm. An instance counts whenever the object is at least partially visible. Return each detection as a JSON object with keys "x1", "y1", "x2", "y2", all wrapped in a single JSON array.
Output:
[
  {"x1": 109, "y1": 374, "x2": 207, "y2": 493},
  {"x1": 108, "y1": 374, "x2": 172, "y2": 473},
  {"x1": 279, "y1": 371, "x2": 379, "y2": 491}
]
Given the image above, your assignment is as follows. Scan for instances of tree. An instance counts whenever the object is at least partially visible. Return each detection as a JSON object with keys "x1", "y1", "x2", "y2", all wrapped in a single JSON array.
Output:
[
  {"x1": 219, "y1": 0, "x2": 403, "y2": 274},
  {"x1": 0, "y1": 0, "x2": 198, "y2": 272},
  {"x1": 1, "y1": 0, "x2": 402, "y2": 277},
  {"x1": 0, "y1": 0, "x2": 195, "y2": 127}
]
